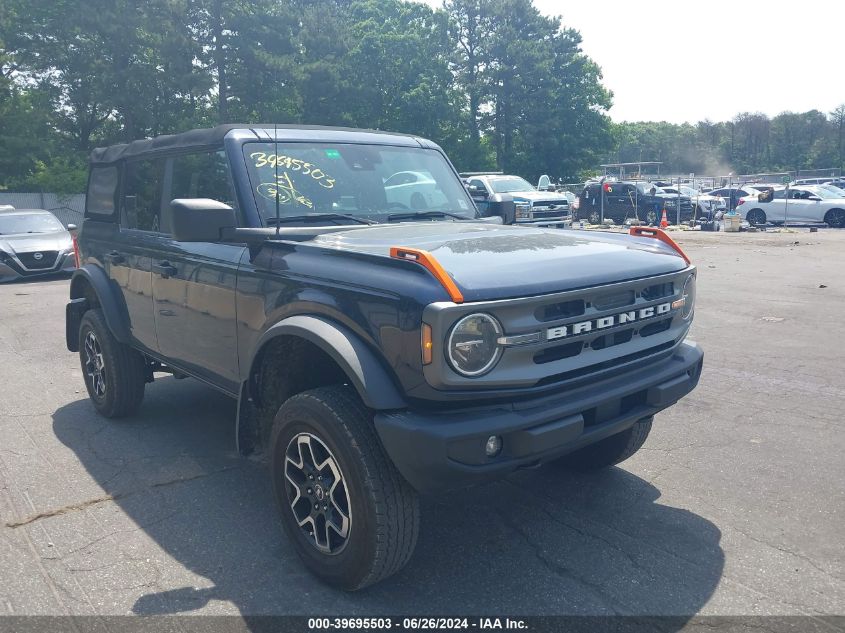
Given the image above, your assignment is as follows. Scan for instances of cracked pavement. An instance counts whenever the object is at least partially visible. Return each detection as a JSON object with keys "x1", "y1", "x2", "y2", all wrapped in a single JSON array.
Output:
[{"x1": 0, "y1": 229, "x2": 843, "y2": 619}]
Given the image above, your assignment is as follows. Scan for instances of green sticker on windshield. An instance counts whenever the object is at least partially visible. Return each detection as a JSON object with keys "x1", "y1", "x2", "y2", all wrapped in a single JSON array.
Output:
[{"x1": 325, "y1": 149, "x2": 341, "y2": 159}]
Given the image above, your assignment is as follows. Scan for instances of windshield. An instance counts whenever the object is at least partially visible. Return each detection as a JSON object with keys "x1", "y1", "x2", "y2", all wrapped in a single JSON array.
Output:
[
  {"x1": 636, "y1": 183, "x2": 665, "y2": 195},
  {"x1": 489, "y1": 177, "x2": 535, "y2": 193},
  {"x1": 243, "y1": 142, "x2": 477, "y2": 224},
  {"x1": 819, "y1": 184, "x2": 845, "y2": 197},
  {"x1": 803, "y1": 186, "x2": 836, "y2": 199},
  {"x1": 0, "y1": 213, "x2": 64, "y2": 235}
]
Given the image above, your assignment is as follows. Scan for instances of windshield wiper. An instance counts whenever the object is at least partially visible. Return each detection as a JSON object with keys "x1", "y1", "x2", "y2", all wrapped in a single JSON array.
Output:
[
  {"x1": 266, "y1": 213, "x2": 375, "y2": 226},
  {"x1": 387, "y1": 210, "x2": 469, "y2": 222}
]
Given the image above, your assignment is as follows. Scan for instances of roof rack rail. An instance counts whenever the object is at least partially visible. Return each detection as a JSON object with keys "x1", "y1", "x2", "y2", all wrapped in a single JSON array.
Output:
[{"x1": 459, "y1": 171, "x2": 504, "y2": 177}]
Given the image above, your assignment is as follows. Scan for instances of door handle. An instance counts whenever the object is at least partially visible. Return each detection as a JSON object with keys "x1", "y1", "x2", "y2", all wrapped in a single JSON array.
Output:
[
  {"x1": 105, "y1": 250, "x2": 125, "y2": 265},
  {"x1": 152, "y1": 261, "x2": 178, "y2": 278}
]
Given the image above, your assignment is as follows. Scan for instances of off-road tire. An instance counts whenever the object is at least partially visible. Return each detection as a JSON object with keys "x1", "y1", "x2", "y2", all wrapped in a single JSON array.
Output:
[
  {"x1": 78, "y1": 309, "x2": 145, "y2": 418},
  {"x1": 746, "y1": 209, "x2": 766, "y2": 226},
  {"x1": 557, "y1": 417, "x2": 653, "y2": 471},
  {"x1": 270, "y1": 385, "x2": 420, "y2": 591}
]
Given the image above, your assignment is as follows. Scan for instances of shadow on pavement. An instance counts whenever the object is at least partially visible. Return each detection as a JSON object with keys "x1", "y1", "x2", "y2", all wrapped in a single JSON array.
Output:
[{"x1": 52, "y1": 377, "x2": 724, "y2": 619}]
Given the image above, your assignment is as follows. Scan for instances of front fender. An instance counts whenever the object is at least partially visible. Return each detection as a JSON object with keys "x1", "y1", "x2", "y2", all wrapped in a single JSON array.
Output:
[
  {"x1": 69, "y1": 265, "x2": 131, "y2": 344},
  {"x1": 246, "y1": 315, "x2": 407, "y2": 411},
  {"x1": 235, "y1": 315, "x2": 408, "y2": 455}
]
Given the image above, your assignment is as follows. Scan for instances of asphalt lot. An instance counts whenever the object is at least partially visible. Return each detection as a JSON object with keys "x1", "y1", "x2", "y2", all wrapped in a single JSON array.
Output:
[{"x1": 1, "y1": 229, "x2": 843, "y2": 620}]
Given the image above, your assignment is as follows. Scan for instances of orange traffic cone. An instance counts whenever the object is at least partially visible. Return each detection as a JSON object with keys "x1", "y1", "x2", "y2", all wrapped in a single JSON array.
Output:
[{"x1": 660, "y1": 208, "x2": 669, "y2": 228}]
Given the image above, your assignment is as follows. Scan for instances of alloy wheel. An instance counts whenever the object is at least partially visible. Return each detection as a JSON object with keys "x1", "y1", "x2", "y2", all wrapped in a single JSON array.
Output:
[
  {"x1": 83, "y1": 331, "x2": 106, "y2": 399},
  {"x1": 284, "y1": 433, "x2": 351, "y2": 555},
  {"x1": 827, "y1": 209, "x2": 845, "y2": 228}
]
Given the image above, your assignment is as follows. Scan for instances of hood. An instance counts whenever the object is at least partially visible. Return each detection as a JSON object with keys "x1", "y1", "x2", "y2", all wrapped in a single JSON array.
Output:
[
  {"x1": 0, "y1": 231, "x2": 72, "y2": 255},
  {"x1": 311, "y1": 223, "x2": 689, "y2": 301},
  {"x1": 509, "y1": 190, "x2": 569, "y2": 204}
]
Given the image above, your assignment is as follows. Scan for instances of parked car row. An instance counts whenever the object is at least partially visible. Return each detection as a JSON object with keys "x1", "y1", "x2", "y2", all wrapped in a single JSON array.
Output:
[
  {"x1": 574, "y1": 180, "x2": 698, "y2": 226},
  {"x1": 389, "y1": 166, "x2": 845, "y2": 230}
]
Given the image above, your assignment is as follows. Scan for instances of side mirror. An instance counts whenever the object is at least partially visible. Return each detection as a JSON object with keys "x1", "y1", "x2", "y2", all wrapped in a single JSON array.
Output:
[
  {"x1": 808, "y1": 195, "x2": 822, "y2": 202},
  {"x1": 468, "y1": 185, "x2": 488, "y2": 198},
  {"x1": 66, "y1": 223, "x2": 78, "y2": 232},
  {"x1": 170, "y1": 199, "x2": 237, "y2": 242},
  {"x1": 486, "y1": 193, "x2": 515, "y2": 224}
]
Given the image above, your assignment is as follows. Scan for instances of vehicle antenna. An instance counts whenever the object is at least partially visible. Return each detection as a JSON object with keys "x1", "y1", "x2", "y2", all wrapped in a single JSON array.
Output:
[{"x1": 274, "y1": 121, "x2": 280, "y2": 236}]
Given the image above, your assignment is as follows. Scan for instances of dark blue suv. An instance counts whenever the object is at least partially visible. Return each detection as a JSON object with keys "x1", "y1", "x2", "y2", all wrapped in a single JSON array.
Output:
[{"x1": 67, "y1": 125, "x2": 703, "y2": 590}]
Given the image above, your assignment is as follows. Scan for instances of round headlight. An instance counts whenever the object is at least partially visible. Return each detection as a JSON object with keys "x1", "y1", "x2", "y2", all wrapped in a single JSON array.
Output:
[
  {"x1": 682, "y1": 274, "x2": 696, "y2": 320},
  {"x1": 447, "y1": 313, "x2": 503, "y2": 377}
]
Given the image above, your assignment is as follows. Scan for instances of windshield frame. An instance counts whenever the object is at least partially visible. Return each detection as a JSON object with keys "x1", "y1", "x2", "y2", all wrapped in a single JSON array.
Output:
[{"x1": 241, "y1": 141, "x2": 479, "y2": 225}]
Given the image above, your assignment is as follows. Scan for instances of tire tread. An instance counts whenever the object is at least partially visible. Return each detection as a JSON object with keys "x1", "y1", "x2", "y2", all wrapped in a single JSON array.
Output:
[
  {"x1": 79, "y1": 309, "x2": 145, "y2": 418},
  {"x1": 275, "y1": 386, "x2": 419, "y2": 590}
]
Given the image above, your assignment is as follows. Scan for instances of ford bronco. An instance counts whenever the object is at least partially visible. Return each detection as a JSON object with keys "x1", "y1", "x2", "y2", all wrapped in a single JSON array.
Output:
[{"x1": 66, "y1": 125, "x2": 703, "y2": 590}]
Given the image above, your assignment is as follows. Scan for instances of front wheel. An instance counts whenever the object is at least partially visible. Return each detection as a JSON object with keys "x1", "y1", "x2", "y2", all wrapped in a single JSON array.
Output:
[
  {"x1": 824, "y1": 208, "x2": 845, "y2": 228},
  {"x1": 554, "y1": 417, "x2": 653, "y2": 471},
  {"x1": 78, "y1": 309, "x2": 146, "y2": 417},
  {"x1": 270, "y1": 386, "x2": 420, "y2": 590}
]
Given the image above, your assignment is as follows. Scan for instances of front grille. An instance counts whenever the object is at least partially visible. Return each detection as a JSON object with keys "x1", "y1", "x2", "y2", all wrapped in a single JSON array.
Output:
[
  {"x1": 532, "y1": 210, "x2": 569, "y2": 219},
  {"x1": 536, "y1": 299, "x2": 585, "y2": 322},
  {"x1": 641, "y1": 282, "x2": 674, "y2": 301},
  {"x1": 531, "y1": 200, "x2": 570, "y2": 219},
  {"x1": 424, "y1": 269, "x2": 693, "y2": 392},
  {"x1": 17, "y1": 251, "x2": 58, "y2": 270},
  {"x1": 535, "y1": 339, "x2": 677, "y2": 387}
]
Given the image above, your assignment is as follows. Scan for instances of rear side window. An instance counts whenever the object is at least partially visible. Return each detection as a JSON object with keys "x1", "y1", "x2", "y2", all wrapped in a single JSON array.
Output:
[
  {"x1": 122, "y1": 158, "x2": 165, "y2": 232},
  {"x1": 86, "y1": 166, "x2": 119, "y2": 217}
]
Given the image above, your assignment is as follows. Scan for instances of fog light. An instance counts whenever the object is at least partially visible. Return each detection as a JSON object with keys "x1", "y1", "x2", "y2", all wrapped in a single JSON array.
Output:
[{"x1": 485, "y1": 435, "x2": 502, "y2": 457}]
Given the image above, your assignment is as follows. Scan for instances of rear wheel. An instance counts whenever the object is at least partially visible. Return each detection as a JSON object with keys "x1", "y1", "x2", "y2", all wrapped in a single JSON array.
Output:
[
  {"x1": 824, "y1": 208, "x2": 845, "y2": 228},
  {"x1": 554, "y1": 417, "x2": 653, "y2": 471},
  {"x1": 746, "y1": 209, "x2": 766, "y2": 226},
  {"x1": 270, "y1": 386, "x2": 419, "y2": 590},
  {"x1": 588, "y1": 210, "x2": 601, "y2": 224},
  {"x1": 78, "y1": 309, "x2": 146, "y2": 417}
]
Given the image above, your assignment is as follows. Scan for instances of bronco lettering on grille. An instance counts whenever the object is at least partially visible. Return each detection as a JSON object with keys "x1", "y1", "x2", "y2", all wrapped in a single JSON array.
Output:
[{"x1": 546, "y1": 302, "x2": 672, "y2": 341}]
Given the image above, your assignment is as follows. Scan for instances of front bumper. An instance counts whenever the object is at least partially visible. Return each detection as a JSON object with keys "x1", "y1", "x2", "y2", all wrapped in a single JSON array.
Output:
[
  {"x1": 375, "y1": 341, "x2": 703, "y2": 493},
  {"x1": 0, "y1": 252, "x2": 75, "y2": 282}
]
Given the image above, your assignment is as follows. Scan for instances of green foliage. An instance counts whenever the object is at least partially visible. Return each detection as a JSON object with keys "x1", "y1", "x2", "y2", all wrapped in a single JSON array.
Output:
[
  {"x1": 24, "y1": 155, "x2": 89, "y2": 194},
  {"x1": 610, "y1": 108, "x2": 845, "y2": 178},
  {"x1": 2, "y1": 0, "x2": 841, "y2": 194}
]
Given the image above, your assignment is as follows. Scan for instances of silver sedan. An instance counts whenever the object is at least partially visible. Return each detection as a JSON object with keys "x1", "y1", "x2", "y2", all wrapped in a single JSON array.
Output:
[{"x1": 0, "y1": 209, "x2": 77, "y2": 282}]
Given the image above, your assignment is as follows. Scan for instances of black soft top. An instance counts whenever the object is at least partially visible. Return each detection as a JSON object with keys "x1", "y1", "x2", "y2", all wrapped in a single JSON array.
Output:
[{"x1": 89, "y1": 124, "x2": 426, "y2": 165}]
